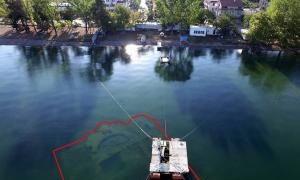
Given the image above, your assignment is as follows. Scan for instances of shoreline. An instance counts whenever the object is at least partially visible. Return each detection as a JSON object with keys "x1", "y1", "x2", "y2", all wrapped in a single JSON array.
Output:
[
  {"x1": 0, "y1": 37, "x2": 298, "y2": 53},
  {"x1": 1, "y1": 25, "x2": 298, "y2": 52},
  {"x1": 0, "y1": 38, "x2": 252, "y2": 49}
]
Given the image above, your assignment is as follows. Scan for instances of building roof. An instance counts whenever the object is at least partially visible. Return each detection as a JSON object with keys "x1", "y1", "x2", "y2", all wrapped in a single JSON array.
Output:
[{"x1": 220, "y1": 0, "x2": 243, "y2": 8}]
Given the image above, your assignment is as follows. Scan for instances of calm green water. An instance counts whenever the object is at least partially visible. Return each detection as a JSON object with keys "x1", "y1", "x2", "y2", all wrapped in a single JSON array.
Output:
[{"x1": 0, "y1": 45, "x2": 300, "y2": 180}]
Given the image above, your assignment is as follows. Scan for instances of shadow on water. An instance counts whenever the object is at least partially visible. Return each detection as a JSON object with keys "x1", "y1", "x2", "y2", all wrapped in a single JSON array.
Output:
[
  {"x1": 18, "y1": 46, "x2": 132, "y2": 83},
  {"x1": 137, "y1": 45, "x2": 155, "y2": 56},
  {"x1": 3, "y1": 46, "x2": 134, "y2": 179},
  {"x1": 83, "y1": 47, "x2": 131, "y2": 82},
  {"x1": 154, "y1": 48, "x2": 232, "y2": 82},
  {"x1": 18, "y1": 46, "x2": 72, "y2": 79},
  {"x1": 209, "y1": 48, "x2": 236, "y2": 64},
  {"x1": 239, "y1": 50, "x2": 300, "y2": 89},
  {"x1": 175, "y1": 49, "x2": 273, "y2": 158}
]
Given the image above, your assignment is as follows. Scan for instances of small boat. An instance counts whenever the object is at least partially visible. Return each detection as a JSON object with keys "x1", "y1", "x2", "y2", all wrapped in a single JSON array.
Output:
[
  {"x1": 157, "y1": 41, "x2": 162, "y2": 51},
  {"x1": 160, "y1": 57, "x2": 170, "y2": 64}
]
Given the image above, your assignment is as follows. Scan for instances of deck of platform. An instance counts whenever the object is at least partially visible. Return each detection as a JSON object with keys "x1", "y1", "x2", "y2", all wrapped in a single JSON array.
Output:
[{"x1": 150, "y1": 138, "x2": 189, "y2": 173}]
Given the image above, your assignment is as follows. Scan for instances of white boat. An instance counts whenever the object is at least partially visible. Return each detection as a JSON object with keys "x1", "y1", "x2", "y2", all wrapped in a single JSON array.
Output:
[{"x1": 160, "y1": 57, "x2": 170, "y2": 64}]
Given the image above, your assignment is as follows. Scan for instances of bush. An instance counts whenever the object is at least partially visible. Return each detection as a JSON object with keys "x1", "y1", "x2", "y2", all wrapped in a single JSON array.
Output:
[
  {"x1": 213, "y1": 15, "x2": 235, "y2": 36},
  {"x1": 243, "y1": 14, "x2": 253, "y2": 28}
]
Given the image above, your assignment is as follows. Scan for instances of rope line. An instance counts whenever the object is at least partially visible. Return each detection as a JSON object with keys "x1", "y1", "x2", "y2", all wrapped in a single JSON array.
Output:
[
  {"x1": 164, "y1": 119, "x2": 167, "y2": 136},
  {"x1": 181, "y1": 126, "x2": 198, "y2": 140},
  {"x1": 99, "y1": 81, "x2": 152, "y2": 139}
]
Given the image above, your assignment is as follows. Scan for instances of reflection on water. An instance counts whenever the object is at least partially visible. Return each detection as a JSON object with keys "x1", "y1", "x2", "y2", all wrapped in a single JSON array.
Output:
[
  {"x1": 0, "y1": 46, "x2": 299, "y2": 180},
  {"x1": 86, "y1": 47, "x2": 131, "y2": 82},
  {"x1": 155, "y1": 47, "x2": 194, "y2": 82},
  {"x1": 239, "y1": 51, "x2": 300, "y2": 90}
]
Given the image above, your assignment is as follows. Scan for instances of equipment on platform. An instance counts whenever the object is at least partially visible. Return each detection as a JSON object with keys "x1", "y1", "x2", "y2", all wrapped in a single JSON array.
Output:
[{"x1": 149, "y1": 138, "x2": 189, "y2": 180}]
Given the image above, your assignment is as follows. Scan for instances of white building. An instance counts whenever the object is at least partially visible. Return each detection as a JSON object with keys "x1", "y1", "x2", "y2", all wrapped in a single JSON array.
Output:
[
  {"x1": 135, "y1": 22, "x2": 162, "y2": 31},
  {"x1": 104, "y1": 0, "x2": 128, "y2": 10},
  {"x1": 204, "y1": 0, "x2": 244, "y2": 18},
  {"x1": 204, "y1": 0, "x2": 222, "y2": 16},
  {"x1": 190, "y1": 25, "x2": 218, "y2": 37},
  {"x1": 49, "y1": 2, "x2": 71, "y2": 11}
]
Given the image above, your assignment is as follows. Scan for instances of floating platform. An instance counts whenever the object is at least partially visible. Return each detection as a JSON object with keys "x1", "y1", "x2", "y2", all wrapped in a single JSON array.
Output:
[{"x1": 149, "y1": 138, "x2": 189, "y2": 180}]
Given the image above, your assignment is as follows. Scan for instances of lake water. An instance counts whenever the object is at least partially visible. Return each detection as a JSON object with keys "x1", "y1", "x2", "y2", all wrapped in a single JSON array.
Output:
[{"x1": 0, "y1": 45, "x2": 300, "y2": 180}]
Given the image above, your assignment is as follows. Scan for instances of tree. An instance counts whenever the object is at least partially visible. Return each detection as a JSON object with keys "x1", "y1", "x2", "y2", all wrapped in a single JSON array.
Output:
[
  {"x1": 213, "y1": 15, "x2": 235, "y2": 35},
  {"x1": 147, "y1": 8, "x2": 155, "y2": 21},
  {"x1": 129, "y1": 0, "x2": 141, "y2": 11},
  {"x1": 248, "y1": 12, "x2": 275, "y2": 44},
  {"x1": 242, "y1": 0, "x2": 258, "y2": 9},
  {"x1": 130, "y1": 11, "x2": 142, "y2": 27},
  {"x1": 32, "y1": 0, "x2": 59, "y2": 35},
  {"x1": 243, "y1": 14, "x2": 253, "y2": 28},
  {"x1": 92, "y1": 0, "x2": 111, "y2": 31},
  {"x1": 110, "y1": 5, "x2": 131, "y2": 29},
  {"x1": 60, "y1": 6, "x2": 76, "y2": 22},
  {"x1": 247, "y1": 0, "x2": 300, "y2": 47},
  {"x1": 21, "y1": 0, "x2": 36, "y2": 32},
  {"x1": 190, "y1": 8, "x2": 215, "y2": 25},
  {"x1": 0, "y1": 0, "x2": 7, "y2": 17},
  {"x1": 69, "y1": 0, "x2": 95, "y2": 34},
  {"x1": 156, "y1": 0, "x2": 203, "y2": 31},
  {"x1": 4, "y1": 0, "x2": 27, "y2": 31},
  {"x1": 266, "y1": 0, "x2": 300, "y2": 47}
]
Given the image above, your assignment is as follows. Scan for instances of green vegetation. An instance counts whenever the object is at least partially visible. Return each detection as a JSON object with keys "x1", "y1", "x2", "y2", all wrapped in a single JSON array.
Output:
[
  {"x1": 156, "y1": 0, "x2": 204, "y2": 30},
  {"x1": 22, "y1": 0, "x2": 36, "y2": 32},
  {"x1": 4, "y1": 0, "x2": 27, "y2": 30},
  {"x1": 0, "y1": 0, "x2": 299, "y2": 49},
  {"x1": 248, "y1": 0, "x2": 300, "y2": 47},
  {"x1": 243, "y1": 14, "x2": 253, "y2": 28},
  {"x1": 92, "y1": 0, "x2": 111, "y2": 31},
  {"x1": 242, "y1": 0, "x2": 258, "y2": 8},
  {"x1": 129, "y1": 0, "x2": 141, "y2": 10},
  {"x1": 130, "y1": 11, "x2": 143, "y2": 27},
  {"x1": 110, "y1": 5, "x2": 131, "y2": 29},
  {"x1": 0, "y1": 0, "x2": 137, "y2": 33},
  {"x1": 32, "y1": 0, "x2": 59, "y2": 34},
  {"x1": 248, "y1": 12, "x2": 275, "y2": 44},
  {"x1": 0, "y1": 0, "x2": 7, "y2": 17},
  {"x1": 214, "y1": 15, "x2": 236, "y2": 36},
  {"x1": 155, "y1": 0, "x2": 217, "y2": 31},
  {"x1": 69, "y1": 0, "x2": 95, "y2": 34}
]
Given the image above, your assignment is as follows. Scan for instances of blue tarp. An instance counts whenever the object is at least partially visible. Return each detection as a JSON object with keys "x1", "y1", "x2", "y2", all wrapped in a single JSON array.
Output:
[{"x1": 180, "y1": 35, "x2": 188, "y2": 42}]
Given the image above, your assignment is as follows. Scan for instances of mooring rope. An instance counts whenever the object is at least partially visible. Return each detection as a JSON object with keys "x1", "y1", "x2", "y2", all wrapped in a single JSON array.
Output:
[
  {"x1": 164, "y1": 119, "x2": 167, "y2": 136},
  {"x1": 181, "y1": 126, "x2": 198, "y2": 140},
  {"x1": 99, "y1": 81, "x2": 152, "y2": 139}
]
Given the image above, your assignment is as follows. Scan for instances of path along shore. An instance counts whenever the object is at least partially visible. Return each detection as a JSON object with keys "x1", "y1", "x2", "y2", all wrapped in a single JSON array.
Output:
[
  {"x1": 0, "y1": 38, "x2": 251, "y2": 49},
  {"x1": 0, "y1": 25, "x2": 298, "y2": 52}
]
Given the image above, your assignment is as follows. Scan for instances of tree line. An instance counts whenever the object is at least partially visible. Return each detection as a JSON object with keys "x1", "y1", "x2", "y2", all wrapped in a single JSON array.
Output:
[
  {"x1": 1, "y1": 0, "x2": 299, "y2": 48},
  {"x1": 1, "y1": 0, "x2": 236, "y2": 36},
  {"x1": 155, "y1": 0, "x2": 237, "y2": 35},
  {"x1": 0, "y1": 0, "x2": 138, "y2": 35},
  {"x1": 155, "y1": 0, "x2": 299, "y2": 48},
  {"x1": 247, "y1": 0, "x2": 300, "y2": 48}
]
